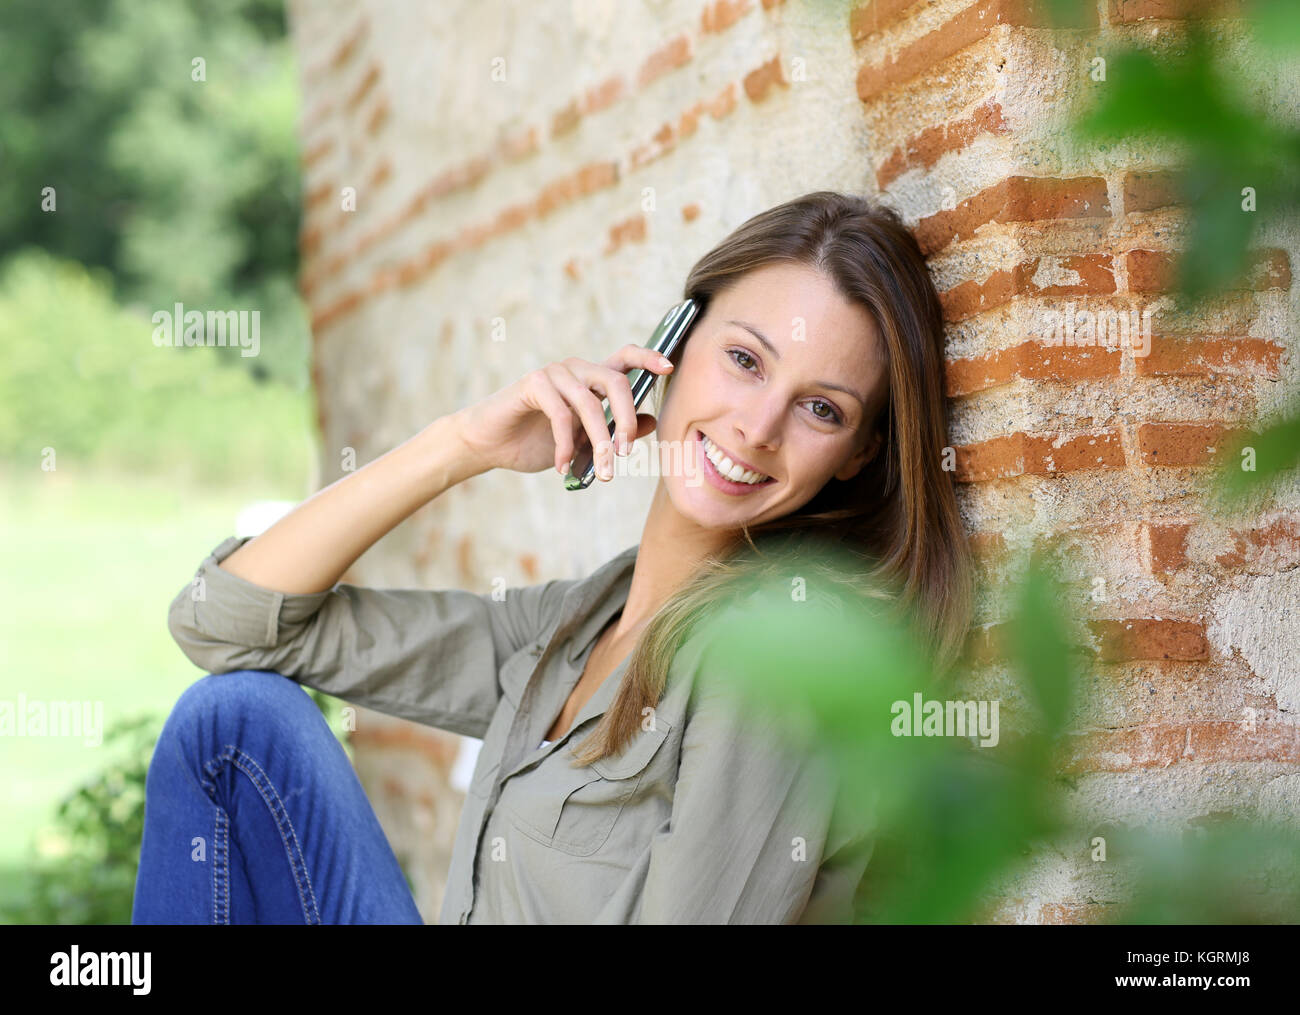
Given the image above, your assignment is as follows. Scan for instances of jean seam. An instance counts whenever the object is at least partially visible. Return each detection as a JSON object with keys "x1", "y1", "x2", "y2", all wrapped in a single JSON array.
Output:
[
  {"x1": 214, "y1": 806, "x2": 229, "y2": 924},
  {"x1": 201, "y1": 743, "x2": 321, "y2": 924}
]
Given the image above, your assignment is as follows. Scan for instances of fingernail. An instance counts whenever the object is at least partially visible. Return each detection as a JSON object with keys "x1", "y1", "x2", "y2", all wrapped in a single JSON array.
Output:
[{"x1": 658, "y1": 355, "x2": 673, "y2": 368}]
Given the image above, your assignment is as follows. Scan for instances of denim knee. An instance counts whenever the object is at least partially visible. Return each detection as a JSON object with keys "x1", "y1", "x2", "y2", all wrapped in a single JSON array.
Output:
[{"x1": 166, "y1": 669, "x2": 323, "y2": 741}]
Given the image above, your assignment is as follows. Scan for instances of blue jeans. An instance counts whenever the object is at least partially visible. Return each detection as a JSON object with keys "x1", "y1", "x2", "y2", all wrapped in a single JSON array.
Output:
[{"x1": 132, "y1": 669, "x2": 424, "y2": 924}]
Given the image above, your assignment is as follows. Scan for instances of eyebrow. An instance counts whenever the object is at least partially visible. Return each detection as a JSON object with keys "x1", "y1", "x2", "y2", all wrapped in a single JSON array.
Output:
[{"x1": 726, "y1": 319, "x2": 869, "y2": 408}]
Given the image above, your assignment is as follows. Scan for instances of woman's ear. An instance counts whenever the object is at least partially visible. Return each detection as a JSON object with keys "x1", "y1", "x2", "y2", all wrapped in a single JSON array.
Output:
[{"x1": 834, "y1": 427, "x2": 883, "y2": 482}]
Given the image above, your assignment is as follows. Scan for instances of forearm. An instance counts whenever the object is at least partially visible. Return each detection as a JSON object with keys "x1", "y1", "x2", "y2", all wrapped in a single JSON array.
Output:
[{"x1": 217, "y1": 412, "x2": 484, "y2": 595}]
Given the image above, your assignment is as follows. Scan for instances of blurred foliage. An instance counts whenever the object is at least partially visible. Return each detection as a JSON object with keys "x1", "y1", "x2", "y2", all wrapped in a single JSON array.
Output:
[
  {"x1": 1213, "y1": 409, "x2": 1300, "y2": 507},
  {"x1": 0, "y1": 0, "x2": 324, "y2": 924},
  {"x1": 3, "y1": 716, "x2": 157, "y2": 924},
  {"x1": 694, "y1": 535, "x2": 1300, "y2": 923},
  {"x1": 1, "y1": 691, "x2": 351, "y2": 925},
  {"x1": 0, "y1": 247, "x2": 314, "y2": 483},
  {"x1": 0, "y1": 0, "x2": 308, "y2": 387},
  {"x1": 1039, "y1": 0, "x2": 1300, "y2": 501},
  {"x1": 1062, "y1": 1, "x2": 1300, "y2": 304},
  {"x1": 1103, "y1": 820, "x2": 1300, "y2": 924}
]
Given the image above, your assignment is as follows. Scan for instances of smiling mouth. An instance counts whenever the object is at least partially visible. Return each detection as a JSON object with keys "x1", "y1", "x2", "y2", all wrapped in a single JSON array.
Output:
[{"x1": 695, "y1": 429, "x2": 775, "y2": 486}]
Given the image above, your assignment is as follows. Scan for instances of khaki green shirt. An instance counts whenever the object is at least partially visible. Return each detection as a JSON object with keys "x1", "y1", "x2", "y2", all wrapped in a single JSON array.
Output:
[{"x1": 166, "y1": 535, "x2": 875, "y2": 924}]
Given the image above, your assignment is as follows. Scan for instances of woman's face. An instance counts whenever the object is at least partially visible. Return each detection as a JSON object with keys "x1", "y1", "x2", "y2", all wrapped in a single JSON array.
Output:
[{"x1": 656, "y1": 261, "x2": 888, "y2": 531}]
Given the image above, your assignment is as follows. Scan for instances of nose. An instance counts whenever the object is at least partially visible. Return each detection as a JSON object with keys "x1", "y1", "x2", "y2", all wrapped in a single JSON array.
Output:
[{"x1": 732, "y1": 394, "x2": 783, "y2": 455}]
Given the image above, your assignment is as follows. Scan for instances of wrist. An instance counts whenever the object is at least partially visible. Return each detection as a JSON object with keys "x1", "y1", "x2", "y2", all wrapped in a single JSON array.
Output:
[{"x1": 419, "y1": 411, "x2": 488, "y2": 488}]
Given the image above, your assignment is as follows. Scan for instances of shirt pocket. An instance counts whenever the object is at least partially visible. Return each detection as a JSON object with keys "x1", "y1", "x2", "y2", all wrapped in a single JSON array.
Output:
[{"x1": 505, "y1": 718, "x2": 674, "y2": 857}]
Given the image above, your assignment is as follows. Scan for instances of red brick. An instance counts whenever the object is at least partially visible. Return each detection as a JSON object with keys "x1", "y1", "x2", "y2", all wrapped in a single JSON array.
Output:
[
  {"x1": 677, "y1": 99, "x2": 707, "y2": 140},
  {"x1": 501, "y1": 125, "x2": 539, "y2": 161},
  {"x1": 1108, "y1": 0, "x2": 1245, "y2": 25},
  {"x1": 1089, "y1": 618, "x2": 1208, "y2": 660},
  {"x1": 849, "y1": 0, "x2": 920, "y2": 41},
  {"x1": 638, "y1": 35, "x2": 692, "y2": 90},
  {"x1": 311, "y1": 288, "x2": 365, "y2": 333},
  {"x1": 1136, "y1": 422, "x2": 1234, "y2": 467},
  {"x1": 1140, "y1": 521, "x2": 1191, "y2": 573},
  {"x1": 877, "y1": 98, "x2": 1010, "y2": 189},
  {"x1": 345, "y1": 63, "x2": 381, "y2": 113},
  {"x1": 856, "y1": 0, "x2": 1098, "y2": 104},
  {"x1": 1128, "y1": 248, "x2": 1292, "y2": 293},
  {"x1": 743, "y1": 55, "x2": 788, "y2": 103},
  {"x1": 967, "y1": 530, "x2": 1008, "y2": 559},
  {"x1": 917, "y1": 176, "x2": 1112, "y2": 255},
  {"x1": 961, "y1": 621, "x2": 1011, "y2": 664},
  {"x1": 1127, "y1": 249, "x2": 1174, "y2": 293},
  {"x1": 702, "y1": 0, "x2": 754, "y2": 33},
  {"x1": 302, "y1": 137, "x2": 335, "y2": 170},
  {"x1": 366, "y1": 160, "x2": 391, "y2": 190},
  {"x1": 577, "y1": 160, "x2": 619, "y2": 196},
  {"x1": 328, "y1": 17, "x2": 368, "y2": 71},
  {"x1": 365, "y1": 98, "x2": 389, "y2": 136},
  {"x1": 1215, "y1": 513, "x2": 1300, "y2": 571},
  {"x1": 1247, "y1": 249, "x2": 1293, "y2": 289},
  {"x1": 304, "y1": 181, "x2": 333, "y2": 211},
  {"x1": 1135, "y1": 336, "x2": 1286, "y2": 378},
  {"x1": 583, "y1": 74, "x2": 627, "y2": 115},
  {"x1": 300, "y1": 225, "x2": 322, "y2": 258},
  {"x1": 604, "y1": 214, "x2": 648, "y2": 256},
  {"x1": 551, "y1": 99, "x2": 581, "y2": 139},
  {"x1": 1060, "y1": 718, "x2": 1300, "y2": 773},
  {"x1": 708, "y1": 81, "x2": 739, "y2": 118},
  {"x1": 1123, "y1": 169, "x2": 1183, "y2": 213},
  {"x1": 946, "y1": 340, "x2": 1121, "y2": 397},
  {"x1": 940, "y1": 255, "x2": 1116, "y2": 323},
  {"x1": 955, "y1": 428, "x2": 1126, "y2": 482}
]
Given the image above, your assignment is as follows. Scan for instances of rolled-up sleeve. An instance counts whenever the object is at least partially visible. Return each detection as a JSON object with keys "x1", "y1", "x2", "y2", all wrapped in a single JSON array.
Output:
[
  {"x1": 166, "y1": 535, "x2": 573, "y2": 739},
  {"x1": 634, "y1": 655, "x2": 873, "y2": 924}
]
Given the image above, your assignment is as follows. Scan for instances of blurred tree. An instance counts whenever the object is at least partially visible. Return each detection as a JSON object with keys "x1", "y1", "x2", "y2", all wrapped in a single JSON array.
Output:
[{"x1": 0, "y1": 0, "x2": 308, "y2": 387}]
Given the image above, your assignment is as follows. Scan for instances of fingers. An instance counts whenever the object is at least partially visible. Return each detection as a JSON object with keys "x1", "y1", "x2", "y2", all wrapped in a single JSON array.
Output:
[
  {"x1": 601, "y1": 341, "x2": 677, "y2": 378},
  {"x1": 545, "y1": 361, "x2": 620, "y2": 480},
  {"x1": 532, "y1": 348, "x2": 674, "y2": 482},
  {"x1": 525, "y1": 370, "x2": 582, "y2": 474},
  {"x1": 595, "y1": 343, "x2": 675, "y2": 452}
]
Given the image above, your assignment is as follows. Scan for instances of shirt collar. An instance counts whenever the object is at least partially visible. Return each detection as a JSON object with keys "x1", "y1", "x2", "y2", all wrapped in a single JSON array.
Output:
[
  {"x1": 554, "y1": 543, "x2": 640, "y2": 664},
  {"x1": 498, "y1": 544, "x2": 640, "y2": 781}
]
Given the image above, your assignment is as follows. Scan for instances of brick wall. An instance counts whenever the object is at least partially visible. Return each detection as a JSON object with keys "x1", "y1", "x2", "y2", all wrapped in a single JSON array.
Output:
[{"x1": 284, "y1": 0, "x2": 1299, "y2": 923}]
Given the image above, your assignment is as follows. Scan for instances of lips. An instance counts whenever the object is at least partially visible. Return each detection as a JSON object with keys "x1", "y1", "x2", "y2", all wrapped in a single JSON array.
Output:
[{"x1": 696, "y1": 429, "x2": 773, "y2": 482}]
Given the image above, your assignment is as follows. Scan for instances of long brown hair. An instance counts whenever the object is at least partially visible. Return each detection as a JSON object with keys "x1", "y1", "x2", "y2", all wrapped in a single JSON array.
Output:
[{"x1": 571, "y1": 190, "x2": 973, "y2": 766}]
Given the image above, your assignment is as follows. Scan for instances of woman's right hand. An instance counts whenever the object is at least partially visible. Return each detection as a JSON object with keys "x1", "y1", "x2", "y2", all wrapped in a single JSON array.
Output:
[{"x1": 449, "y1": 344, "x2": 675, "y2": 481}]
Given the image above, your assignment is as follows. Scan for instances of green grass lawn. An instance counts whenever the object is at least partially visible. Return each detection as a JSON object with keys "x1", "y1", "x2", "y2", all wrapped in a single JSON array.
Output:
[{"x1": 0, "y1": 461, "x2": 311, "y2": 911}]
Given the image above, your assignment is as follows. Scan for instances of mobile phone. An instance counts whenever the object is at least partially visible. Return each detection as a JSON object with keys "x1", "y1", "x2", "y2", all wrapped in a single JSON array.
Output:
[{"x1": 564, "y1": 297, "x2": 700, "y2": 491}]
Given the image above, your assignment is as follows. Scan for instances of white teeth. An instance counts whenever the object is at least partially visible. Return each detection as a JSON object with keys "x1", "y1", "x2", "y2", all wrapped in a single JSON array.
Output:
[{"x1": 702, "y1": 435, "x2": 769, "y2": 485}]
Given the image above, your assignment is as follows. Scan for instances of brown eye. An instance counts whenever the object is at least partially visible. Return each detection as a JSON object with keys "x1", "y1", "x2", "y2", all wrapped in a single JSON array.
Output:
[
  {"x1": 728, "y1": 348, "x2": 757, "y2": 371},
  {"x1": 809, "y1": 400, "x2": 843, "y2": 424}
]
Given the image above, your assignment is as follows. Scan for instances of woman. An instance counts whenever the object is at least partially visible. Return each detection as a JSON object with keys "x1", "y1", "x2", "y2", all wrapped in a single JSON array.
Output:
[{"x1": 132, "y1": 191, "x2": 973, "y2": 925}]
